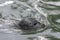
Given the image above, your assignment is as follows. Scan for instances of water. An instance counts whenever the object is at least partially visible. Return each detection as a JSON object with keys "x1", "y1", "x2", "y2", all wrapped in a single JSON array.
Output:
[{"x1": 0, "y1": 0, "x2": 60, "y2": 40}]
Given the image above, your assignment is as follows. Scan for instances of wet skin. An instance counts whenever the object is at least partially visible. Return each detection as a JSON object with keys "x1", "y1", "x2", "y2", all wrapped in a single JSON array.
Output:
[{"x1": 18, "y1": 18, "x2": 45, "y2": 30}]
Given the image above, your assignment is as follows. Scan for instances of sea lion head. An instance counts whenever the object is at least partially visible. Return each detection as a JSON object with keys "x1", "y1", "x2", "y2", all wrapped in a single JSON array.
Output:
[{"x1": 18, "y1": 18, "x2": 45, "y2": 30}]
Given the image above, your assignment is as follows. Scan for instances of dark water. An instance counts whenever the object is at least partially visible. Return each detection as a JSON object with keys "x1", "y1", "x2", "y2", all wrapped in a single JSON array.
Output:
[{"x1": 0, "y1": 0, "x2": 60, "y2": 40}]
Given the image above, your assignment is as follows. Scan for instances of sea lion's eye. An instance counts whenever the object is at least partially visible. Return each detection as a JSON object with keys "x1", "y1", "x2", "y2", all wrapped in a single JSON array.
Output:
[{"x1": 34, "y1": 23, "x2": 37, "y2": 25}]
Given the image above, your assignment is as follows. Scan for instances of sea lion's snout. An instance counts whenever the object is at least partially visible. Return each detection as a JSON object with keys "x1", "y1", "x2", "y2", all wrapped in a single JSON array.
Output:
[
  {"x1": 34, "y1": 23, "x2": 45, "y2": 29},
  {"x1": 18, "y1": 18, "x2": 45, "y2": 30}
]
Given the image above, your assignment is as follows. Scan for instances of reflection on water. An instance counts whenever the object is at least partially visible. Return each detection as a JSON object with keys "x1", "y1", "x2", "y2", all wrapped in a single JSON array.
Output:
[{"x1": 0, "y1": 0, "x2": 60, "y2": 40}]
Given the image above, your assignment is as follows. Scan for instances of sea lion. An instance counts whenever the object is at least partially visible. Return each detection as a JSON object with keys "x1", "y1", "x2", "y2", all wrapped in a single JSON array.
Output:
[{"x1": 17, "y1": 18, "x2": 45, "y2": 30}]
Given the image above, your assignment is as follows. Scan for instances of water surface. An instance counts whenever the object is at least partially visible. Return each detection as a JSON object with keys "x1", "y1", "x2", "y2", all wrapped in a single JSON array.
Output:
[{"x1": 0, "y1": 0, "x2": 60, "y2": 40}]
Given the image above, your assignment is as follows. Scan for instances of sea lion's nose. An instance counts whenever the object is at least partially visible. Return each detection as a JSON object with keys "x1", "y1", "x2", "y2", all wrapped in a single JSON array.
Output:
[
  {"x1": 33, "y1": 23, "x2": 45, "y2": 29},
  {"x1": 41, "y1": 24, "x2": 45, "y2": 28}
]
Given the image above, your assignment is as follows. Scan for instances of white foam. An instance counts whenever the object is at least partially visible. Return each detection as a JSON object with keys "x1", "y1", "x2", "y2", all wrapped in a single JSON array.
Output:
[{"x1": 0, "y1": 1, "x2": 14, "y2": 6}]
